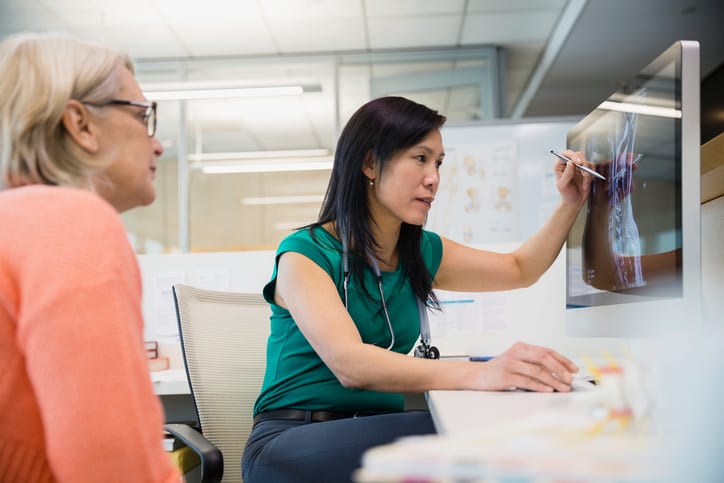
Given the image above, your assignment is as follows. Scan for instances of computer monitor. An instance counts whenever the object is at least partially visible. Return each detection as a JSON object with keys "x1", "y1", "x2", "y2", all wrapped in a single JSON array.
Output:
[{"x1": 565, "y1": 41, "x2": 701, "y2": 338}]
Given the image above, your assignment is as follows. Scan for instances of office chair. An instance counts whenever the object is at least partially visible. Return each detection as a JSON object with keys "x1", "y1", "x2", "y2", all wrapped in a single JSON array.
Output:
[{"x1": 166, "y1": 284, "x2": 270, "y2": 483}]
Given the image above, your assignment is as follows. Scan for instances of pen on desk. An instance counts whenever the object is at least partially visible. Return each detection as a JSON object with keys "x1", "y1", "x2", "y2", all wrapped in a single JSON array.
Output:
[
  {"x1": 550, "y1": 150, "x2": 607, "y2": 181},
  {"x1": 469, "y1": 356, "x2": 495, "y2": 362}
]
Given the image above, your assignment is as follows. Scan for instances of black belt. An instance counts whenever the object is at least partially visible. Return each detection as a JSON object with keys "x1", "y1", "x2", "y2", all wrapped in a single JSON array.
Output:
[{"x1": 253, "y1": 408, "x2": 376, "y2": 426}]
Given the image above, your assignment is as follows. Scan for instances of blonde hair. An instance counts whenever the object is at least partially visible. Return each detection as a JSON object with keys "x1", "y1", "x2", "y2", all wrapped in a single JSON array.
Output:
[{"x1": 0, "y1": 32, "x2": 134, "y2": 189}]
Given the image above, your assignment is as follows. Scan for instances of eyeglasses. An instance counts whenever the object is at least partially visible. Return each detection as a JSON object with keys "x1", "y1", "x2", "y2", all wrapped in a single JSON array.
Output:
[{"x1": 84, "y1": 99, "x2": 157, "y2": 137}]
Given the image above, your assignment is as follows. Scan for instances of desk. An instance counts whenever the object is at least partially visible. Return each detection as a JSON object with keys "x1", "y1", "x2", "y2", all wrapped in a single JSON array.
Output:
[
  {"x1": 357, "y1": 388, "x2": 663, "y2": 482},
  {"x1": 151, "y1": 369, "x2": 190, "y2": 395},
  {"x1": 426, "y1": 389, "x2": 584, "y2": 435}
]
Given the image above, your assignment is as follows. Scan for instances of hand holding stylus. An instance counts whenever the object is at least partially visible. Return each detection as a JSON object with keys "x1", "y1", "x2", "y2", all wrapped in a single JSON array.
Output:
[
  {"x1": 551, "y1": 149, "x2": 598, "y2": 207},
  {"x1": 550, "y1": 150, "x2": 606, "y2": 180}
]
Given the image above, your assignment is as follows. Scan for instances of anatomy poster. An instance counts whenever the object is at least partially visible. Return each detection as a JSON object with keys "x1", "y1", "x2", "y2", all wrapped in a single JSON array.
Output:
[{"x1": 427, "y1": 142, "x2": 518, "y2": 244}]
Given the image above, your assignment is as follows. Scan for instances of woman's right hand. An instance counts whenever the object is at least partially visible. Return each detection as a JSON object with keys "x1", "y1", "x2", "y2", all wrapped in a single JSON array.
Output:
[{"x1": 475, "y1": 341, "x2": 578, "y2": 393}]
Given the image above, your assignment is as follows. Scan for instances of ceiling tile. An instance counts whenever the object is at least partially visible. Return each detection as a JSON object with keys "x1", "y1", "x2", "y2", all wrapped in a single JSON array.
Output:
[
  {"x1": 269, "y1": 17, "x2": 367, "y2": 52},
  {"x1": 73, "y1": 25, "x2": 189, "y2": 58},
  {"x1": 170, "y1": 23, "x2": 278, "y2": 57},
  {"x1": 259, "y1": 0, "x2": 363, "y2": 19},
  {"x1": 50, "y1": 0, "x2": 164, "y2": 28},
  {"x1": 467, "y1": 0, "x2": 566, "y2": 13},
  {"x1": 368, "y1": 15, "x2": 460, "y2": 49},
  {"x1": 152, "y1": 0, "x2": 264, "y2": 23},
  {"x1": 365, "y1": 0, "x2": 466, "y2": 16},
  {"x1": 0, "y1": 2, "x2": 64, "y2": 32}
]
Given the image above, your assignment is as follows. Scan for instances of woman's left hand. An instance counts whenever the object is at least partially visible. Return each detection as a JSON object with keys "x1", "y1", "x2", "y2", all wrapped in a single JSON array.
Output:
[{"x1": 553, "y1": 149, "x2": 596, "y2": 206}]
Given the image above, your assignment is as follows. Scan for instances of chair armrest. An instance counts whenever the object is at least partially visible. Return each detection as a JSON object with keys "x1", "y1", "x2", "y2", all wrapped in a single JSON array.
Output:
[{"x1": 164, "y1": 423, "x2": 223, "y2": 483}]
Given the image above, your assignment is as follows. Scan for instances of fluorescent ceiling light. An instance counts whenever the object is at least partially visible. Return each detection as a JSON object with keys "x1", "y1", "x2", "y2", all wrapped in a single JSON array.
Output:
[
  {"x1": 141, "y1": 81, "x2": 322, "y2": 101},
  {"x1": 241, "y1": 194, "x2": 325, "y2": 206},
  {"x1": 190, "y1": 148, "x2": 329, "y2": 162},
  {"x1": 197, "y1": 157, "x2": 333, "y2": 174},
  {"x1": 192, "y1": 148, "x2": 333, "y2": 174},
  {"x1": 598, "y1": 100, "x2": 681, "y2": 119}
]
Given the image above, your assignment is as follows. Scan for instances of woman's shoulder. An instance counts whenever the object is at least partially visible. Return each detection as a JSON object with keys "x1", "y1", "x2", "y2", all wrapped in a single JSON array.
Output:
[
  {"x1": 276, "y1": 225, "x2": 342, "y2": 273},
  {"x1": 0, "y1": 186, "x2": 125, "y2": 246},
  {"x1": 421, "y1": 229, "x2": 442, "y2": 244},
  {"x1": 421, "y1": 229, "x2": 442, "y2": 254},
  {"x1": 0, "y1": 185, "x2": 116, "y2": 218},
  {"x1": 279, "y1": 224, "x2": 340, "y2": 253},
  {"x1": 1, "y1": 186, "x2": 135, "y2": 286},
  {"x1": 421, "y1": 229, "x2": 443, "y2": 274}
]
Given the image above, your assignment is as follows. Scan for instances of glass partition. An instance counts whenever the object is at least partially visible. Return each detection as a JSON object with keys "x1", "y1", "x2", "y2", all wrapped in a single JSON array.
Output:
[{"x1": 123, "y1": 47, "x2": 503, "y2": 253}]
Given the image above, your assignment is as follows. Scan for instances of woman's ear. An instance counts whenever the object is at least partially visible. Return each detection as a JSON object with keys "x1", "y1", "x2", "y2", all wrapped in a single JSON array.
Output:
[
  {"x1": 61, "y1": 100, "x2": 99, "y2": 153},
  {"x1": 361, "y1": 150, "x2": 376, "y2": 180}
]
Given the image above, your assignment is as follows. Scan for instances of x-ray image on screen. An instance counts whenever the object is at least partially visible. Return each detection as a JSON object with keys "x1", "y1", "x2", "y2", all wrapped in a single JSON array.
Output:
[
  {"x1": 565, "y1": 40, "x2": 700, "y2": 338},
  {"x1": 567, "y1": 56, "x2": 683, "y2": 308},
  {"x1": 580, "y1": 107, "x2": 646, "y2": 291}
]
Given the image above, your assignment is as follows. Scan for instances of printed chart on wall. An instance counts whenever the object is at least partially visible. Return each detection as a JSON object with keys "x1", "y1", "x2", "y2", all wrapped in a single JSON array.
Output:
[
  {"x1": 428, "y1": 290, "x2": 510, "y2": 337},
  {"x1": 427, "y1": 141, "x2": 518, "y2": 244}
]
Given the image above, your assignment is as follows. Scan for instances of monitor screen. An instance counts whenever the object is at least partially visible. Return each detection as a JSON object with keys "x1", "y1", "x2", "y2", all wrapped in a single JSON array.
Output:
[{"x1": 566, "y1": 41, "x2": 701, "y2": 338}]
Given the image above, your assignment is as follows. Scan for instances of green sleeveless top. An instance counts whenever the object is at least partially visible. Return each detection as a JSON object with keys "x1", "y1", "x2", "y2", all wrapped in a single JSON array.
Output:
[{"x1": 253, "y1": 226, "x2": 443, "y2": 415}]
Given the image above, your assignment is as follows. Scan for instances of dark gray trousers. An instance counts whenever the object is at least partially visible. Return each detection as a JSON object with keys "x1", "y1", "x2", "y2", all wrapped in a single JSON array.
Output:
[{"x1": 242, "y1": 411, "x2": 436, "y2": 483}]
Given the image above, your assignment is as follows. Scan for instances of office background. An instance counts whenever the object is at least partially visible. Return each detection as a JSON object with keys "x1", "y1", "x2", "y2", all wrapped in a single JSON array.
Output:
[
  {"x1": 5, "y1": 6, "x2": 721, "y2": 477},
  {"x1": 1, "y1": 0, "x2": 723, "y2": 254}
]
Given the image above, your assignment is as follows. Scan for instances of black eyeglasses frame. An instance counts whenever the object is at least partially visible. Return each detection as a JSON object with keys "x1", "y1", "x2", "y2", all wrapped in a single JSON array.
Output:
[{"x1": 84, "y1": 99, "x2": 157, "y2": 137}]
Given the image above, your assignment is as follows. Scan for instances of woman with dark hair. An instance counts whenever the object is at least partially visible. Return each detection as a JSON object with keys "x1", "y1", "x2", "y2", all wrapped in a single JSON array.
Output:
[{"x1": 242, "y1": 96, "x2": 595, "y2": 482}]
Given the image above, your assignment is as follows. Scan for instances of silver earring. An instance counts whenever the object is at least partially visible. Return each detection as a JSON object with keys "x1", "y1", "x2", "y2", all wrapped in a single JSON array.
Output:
[{"x1": 369, "y1": 179, "x2": 374, "y2": 186}]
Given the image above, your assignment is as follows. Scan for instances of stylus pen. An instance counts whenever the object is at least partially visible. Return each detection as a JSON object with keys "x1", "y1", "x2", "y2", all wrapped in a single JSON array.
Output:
[
  {"x1": 550, "y1": 150, "x2": 607, "y2": 181},
  {"x1": 470, "y1": 356, "x2": 495, "y2": 362}
]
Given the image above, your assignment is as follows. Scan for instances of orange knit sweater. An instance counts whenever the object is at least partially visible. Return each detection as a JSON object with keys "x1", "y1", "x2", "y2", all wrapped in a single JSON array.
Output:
[{"x1": 0, "y1": 186, "x2": 180, "y2": 483}]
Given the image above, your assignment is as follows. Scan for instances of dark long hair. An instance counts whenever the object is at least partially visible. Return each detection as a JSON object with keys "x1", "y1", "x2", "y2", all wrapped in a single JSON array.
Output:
[{"x1": 313, "y1": 96, "x2": 446, "y2": 305}]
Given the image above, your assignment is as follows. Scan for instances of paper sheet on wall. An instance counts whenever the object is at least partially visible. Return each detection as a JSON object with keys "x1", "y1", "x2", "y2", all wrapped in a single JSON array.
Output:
[
  {"x1": 151, "y1": 271, "x2": 186, "y2": 339},
  {"x1": 427, "y1": 141, "x2": 518, "y2": 244},
  {"x1": 429, "y1": 291, "x2": 509, "y2": 336}
]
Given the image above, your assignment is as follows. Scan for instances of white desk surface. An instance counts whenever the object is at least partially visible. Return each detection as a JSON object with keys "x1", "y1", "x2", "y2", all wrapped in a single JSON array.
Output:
[
  {"x1": 151, "y1": 369, "x2": 190, "y2": 395},
  {"x1": 426, "y1": 389, "x2": 587, "y2": 436},
  {"x1": 358, "y1": 388, "x2": 663, "y2": 482}
]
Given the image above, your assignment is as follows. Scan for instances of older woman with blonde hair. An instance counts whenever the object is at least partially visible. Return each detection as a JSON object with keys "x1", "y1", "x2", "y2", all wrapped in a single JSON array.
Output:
[{"x1": 0, "y1": 32, "x2": 179, "y2": 482}]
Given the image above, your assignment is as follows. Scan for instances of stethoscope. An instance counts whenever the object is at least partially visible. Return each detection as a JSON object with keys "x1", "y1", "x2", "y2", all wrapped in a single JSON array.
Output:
[{"x1": 341, "y1": 234, "x2": 439, "y2": 359}]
